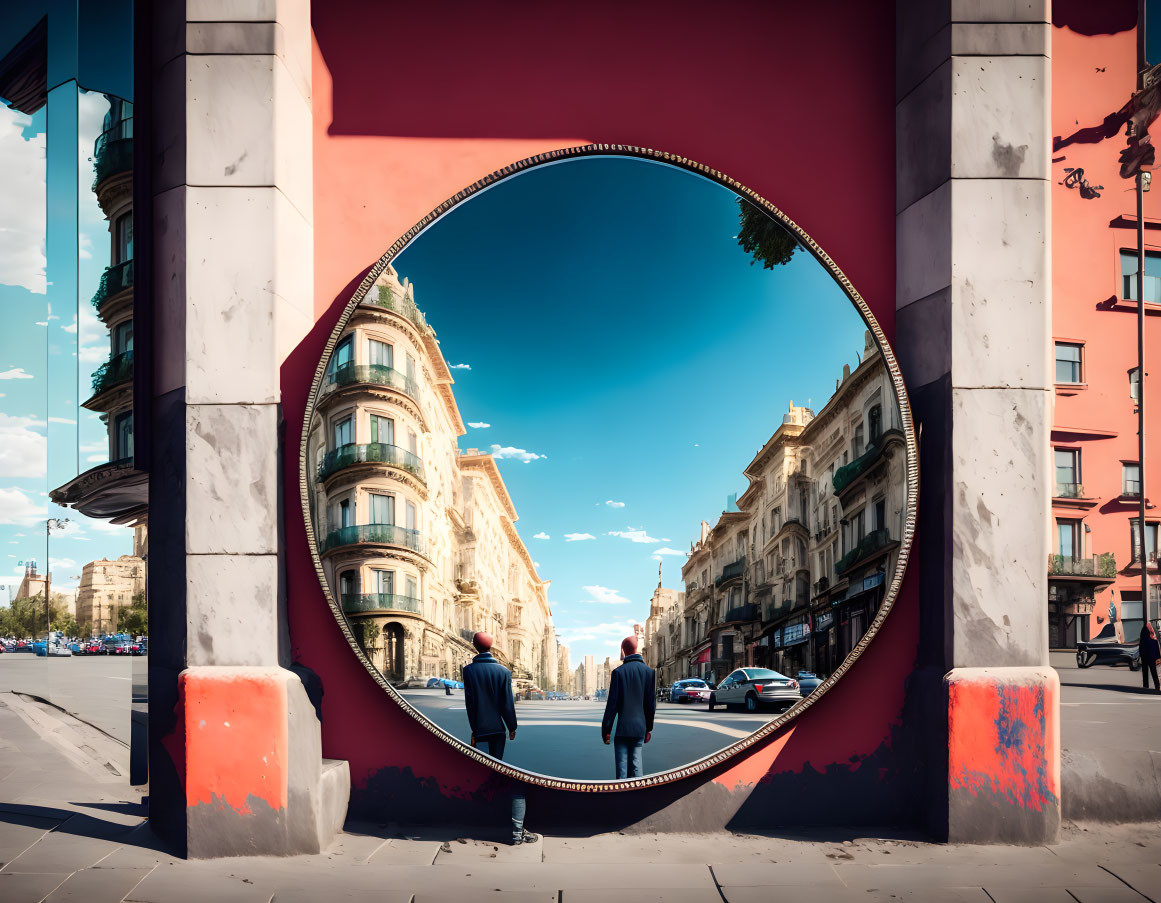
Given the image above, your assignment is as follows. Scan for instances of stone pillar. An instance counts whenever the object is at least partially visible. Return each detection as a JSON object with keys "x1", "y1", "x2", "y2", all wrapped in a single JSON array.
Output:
[
  {"x1": 147, "y1": 0, "x2": 348, "y2": 856},
  {"x1": 895, "y1": 1, "x2": 1059, "y2": 843}
]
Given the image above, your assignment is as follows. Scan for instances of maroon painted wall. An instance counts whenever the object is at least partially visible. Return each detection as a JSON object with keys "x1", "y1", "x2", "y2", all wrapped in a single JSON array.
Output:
[{"x1": 283, "y1": 0, "x2": 917, "y2": 828}]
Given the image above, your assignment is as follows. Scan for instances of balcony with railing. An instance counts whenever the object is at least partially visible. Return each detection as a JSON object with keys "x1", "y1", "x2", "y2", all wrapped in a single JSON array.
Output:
[
  {"x1": 835, "y1": 527, "x2": 894, "y2": 574},
  {"x1": 318, "y1": 442, "x2": 424, "y2": 483},
  {"x1": 1048, "y1": 553, "x2": 1116, "y2": 580},
  {"x1": 91, "y1": 259, "x2": 134, "y2": 312},
  {"x1": 715, "y1": 557, "x2": 746, "y2": 587},
  {"x1": 320, "y1": 523, "x2": 424, "y2": 556},
  {"x1": 93, "y1": 117, "x2": 133, "y2": 189},
  {"x1": 721, "y1": 603, "x2": 760, "y2": 625},
  {"x1": 321, "y1": 362, "x2": 419, "y2": 402},
  {"x1": 832, "y1": 440, "x2": 884, "y2": 495},
  {"x1": 1054, "y1": 482, "x2": 1085, "y2": 499},
  {"x1": 1122, "y1": 479, "x2": 1141, "y2": 498},
  {"x1": 813, "y1": 575, "x2": 830, "y2": 596},
  {"x1": 363, "y1": 284, "x2": 430, "y2": 334},
  {"x1": 341, "y1": 593, "x2": 421, "y2": 614},
  {"x1": 1123, "y1": 272, "x2": 1161, "y2": 304},
  {"x1": 89, "y1": 350, "x2": 133, "y2": 398}
]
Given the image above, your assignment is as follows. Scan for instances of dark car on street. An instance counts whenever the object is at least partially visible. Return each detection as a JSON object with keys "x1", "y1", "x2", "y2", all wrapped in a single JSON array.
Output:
[
  {"x1": 669, "y1": 678, "x2": 712, "y2": 704},
  {"x1": 796, "y1": 671, "x2": 823, "y2": 694},
  {"x1": 1076, "y1": 623, "x2": 1141, "y2": 670}
]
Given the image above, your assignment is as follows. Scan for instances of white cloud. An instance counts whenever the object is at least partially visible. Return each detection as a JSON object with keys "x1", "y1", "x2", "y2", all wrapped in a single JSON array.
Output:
[
  {"x1": 0, "y1": 368, "x2": 33, "y2": 380},
  {"x1": 0, "y1": 486, "x2": 46, "y2": 525},
  {"x1": 532, "y1": 532, "x2": 550, "y2": 540},
  {"x1": 34, "y1": 320, "x2": 47, "y2": 327},
  {"x1": 651, "y1": 547, "x2": 687, "y2": 561},
  {"x1": 563, "y1": 532, "x2": 595, "y2": 542},
  {"x1": 85, "y1": 454, "x2": 106, "y2": 463},
  {"x1": 605, "y1": 500, "x2": 626, "y2": 508},
  {"x1": 449, "y1": 363, "x2": 471, "y2": 370},
  {"x1": 79, "y1": 440, "x2": 105, "y2": 454},
  {"x1": 533, "y1": 561, "x2": 540, "y2": 569},
  {"x1": 62, "y1": 316, "x2": 77, "y2": 334},
  {"x1": 49, "y1": 557, "x2": 77, "y2": 571},
  {"x1": 47, "y1": 416, "x2": 76, "y2": 425},
  {"x1": 77, "y1": 232, "x2": 93, "y2": 261},
  {"x1": 607, "y1": 529, "x2": 669, "y2": 544},
  {"x1": 490, "y1": 444, "x2": 546, "y2": 463},
  {"x1": 0, "y1": 414, "x2": 46, "y2": 478},
  {"x1": 580, "y1": 585, "x2": 632, "y2": 605},
  {"x1": 556, "y1": 618, "x2": 638, "y2": 645},
  {"x1": 88, "y1": 520, "x2": 132, "y2": 534},
  {"x1": 467, "y1": 422, "x2": 491, "y2": 429},
  {"x1": 79, "y1": 343, "x2": 108, "y2": 364},
  {"x1": 0, "y1": 107, "x2": 46, "y2": 294}
]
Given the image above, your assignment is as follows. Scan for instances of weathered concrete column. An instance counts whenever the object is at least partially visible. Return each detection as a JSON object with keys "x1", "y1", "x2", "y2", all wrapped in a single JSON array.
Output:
[
  {"x1": 147, "y1": 0, "x2": 348, "y2": 856},
  {"x1": 895, "y1": 1, "x2": 1059, "y2": 843}
]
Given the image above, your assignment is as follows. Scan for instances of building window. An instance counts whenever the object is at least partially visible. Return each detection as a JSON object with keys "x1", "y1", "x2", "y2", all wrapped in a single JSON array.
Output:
[
  {"x1": 1123, "y1": 463, "x2": 1141, "y2": 497},
  {"x1": 1054, "y1": 448, "x2": 1080, "y2": 498},
  {"x1": 405, "y1": 575, "x2": 418, "y2": 600},
  {"x1": 408, "y1": 430, "x2": 418, "y2": 457},
  {"x1": 114, "y1": 212, "x2": 133, "y2": 264},
  {"x1": 405, "y1": 353, "x2": 416, "y2": 383},
  {"x1": 338, "y1": 499, "x2": 351, "y2": 528},
  {"x1": 1056, "y1": 519, "x2": 1081, "y2": 559},
  {"x1": 868, "y1": 404, "x2": 883, "y2": 442},
  {"x1": 114, "y1": 411, "x2": 133, "y2": 460},
  {"x1": 334, "y1": 416, "x2": 352, "y2": 449},
  {"x1": 854, "y1": 508, "x2": 866, "y2": 543},
  {"x1": 370, "y1": 569, "x2": 393, "y2": 595},
  {"x1": 368, "y1": 338, "x2": 392, "y2": 368},
  {"x1": 1121, "y1": 249, "x2": 1161, "y2": 303},
  {"x1": 112, "y1": 320, "x2": 133, "y2": 355},
  {"x1": 370, "y1": 414, "x2": 393, "y2": 446},
  {"x1": 736, "y1": 533, "x2": 745, "y2": 560},
  {"x1": 874, "y1": 498, "x2": 887, "y2": 532},
  {"x1": 1130, "y1": 368, "x2": 1141, "y2": 401},
  {"x1": 1054, "y1": 342, "x2": 1083, "y2": 384},
  {"x1": 369, "y1": 493, "x2": 394, "y2": 525},
  {"x1": 405, "y1": 500, "x2": 417, "y2": 531},
  {"x1": 339, "y1": 570, "x2": 358, "y2": 597},
  {"x1": 1130, "y1": 519, "x2": 1160, "y2": 564},
  {"x1": 852, "y1": 424, "x2": 864, "y2": 458},
  {"x1": 332, "y1": 335, "x2": 353, "y2": 372}
]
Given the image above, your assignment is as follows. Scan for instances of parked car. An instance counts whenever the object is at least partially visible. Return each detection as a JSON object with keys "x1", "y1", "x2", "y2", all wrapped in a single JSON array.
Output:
[
  {"x1": 102, "y1": 637, "x2": 135, "y2": 655},
  {"x1": 708, "y1": 668, "x2": 802, "y2": 713},
  {"x1": 796, "y1": 671, "x2": 823, "y2": 694},
  {"x1": 669, "y1": 678, "x2": 712, "y2": 704},
  {"x1": 1076, "y1": 623, "x2": 1141, "y2": 670},
  {"x1": 395, "y1": 676, "x2": 430, "y2": 688},
  {"x1": 425, "y1": 677, "x2": 464, "y2": 690}
]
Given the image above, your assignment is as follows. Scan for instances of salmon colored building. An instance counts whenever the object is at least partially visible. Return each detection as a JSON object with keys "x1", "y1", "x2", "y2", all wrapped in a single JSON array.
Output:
[{"x1": 1050, "y1": 10, "x2": 1160, "y2": 648}]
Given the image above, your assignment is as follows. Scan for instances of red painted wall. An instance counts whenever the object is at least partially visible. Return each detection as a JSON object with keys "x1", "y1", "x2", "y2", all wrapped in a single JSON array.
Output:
[
  {"x1": 286, "y1": 0, "x2": 917, "y2": 824},
  {"x1": 1051, "y1": 3, "x2": 1160, "y2": 643}
]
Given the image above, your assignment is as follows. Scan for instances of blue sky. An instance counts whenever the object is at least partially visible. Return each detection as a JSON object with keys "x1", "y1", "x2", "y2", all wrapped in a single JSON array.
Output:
[
  {"x1": 0, "y1": 90, "x2": 134, "y2": 609},
  {"x1": 392, "y1": 157, "x2": 869, "y2": 662}
]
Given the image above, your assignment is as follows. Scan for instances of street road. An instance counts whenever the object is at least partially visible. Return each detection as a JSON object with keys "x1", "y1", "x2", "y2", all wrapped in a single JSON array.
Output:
[
  {"x1": 0, "y1": 653, "x2": 133, "y2": 744},
  {"x1": 1051, "y1": 650, "x2": 1161, "y2": 753},
  {"x1": 399, "y1": 689, "x2": 781, "y2": 779}
]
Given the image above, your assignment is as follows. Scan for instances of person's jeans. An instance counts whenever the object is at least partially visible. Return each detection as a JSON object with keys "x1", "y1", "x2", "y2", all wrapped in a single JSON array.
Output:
[
  {"x1": 481, "y1": 734, "x2": 526, "y2": 841},
  {"x1": 1143, "y1": 659, "x2": 1160, "y2": 691},
  {"x1": 613, "y1": 736, "x2": 645, "y2": 779}
]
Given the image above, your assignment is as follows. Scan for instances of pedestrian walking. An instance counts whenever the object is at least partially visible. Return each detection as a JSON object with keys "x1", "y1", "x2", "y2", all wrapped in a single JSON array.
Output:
[
  {"x1": 461, "y1": 631, "x2": 537, "y2": 845},
  {"x1": 601, "y1": 635, "x2": 656, "y2": 779},
  {"x1": 1139, "y1": 621, "x2": 1161, "y2": 693}
]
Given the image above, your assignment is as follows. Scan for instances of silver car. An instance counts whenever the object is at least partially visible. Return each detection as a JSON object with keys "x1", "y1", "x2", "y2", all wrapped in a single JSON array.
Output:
[{"x1": 708, "y1": 668, "x2": 803, "y2": 713}]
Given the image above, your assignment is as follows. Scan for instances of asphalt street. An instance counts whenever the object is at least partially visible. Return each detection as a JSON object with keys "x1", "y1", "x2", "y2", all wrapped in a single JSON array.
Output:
[
  {"x1": 400, "y1": 689, "x2": 780, "y2": 779},
  {"x1": 0, "y1": 654, "x2": 133, "y2": 744},
  {"x1": 1051, "y1": 650, "x2": 1161, "y2": 752}
]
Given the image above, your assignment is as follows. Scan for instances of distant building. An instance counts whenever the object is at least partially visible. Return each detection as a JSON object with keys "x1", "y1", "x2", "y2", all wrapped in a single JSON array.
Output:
[
  {"x1": 582, "y1": 654, "x2": 596, "y2": 696},
  {"x1": 75, "y1": 554, "x2": 146, "y2": 636},
  {"x1": 15, "y1": 564, "x2": 47, "y2": 601}
]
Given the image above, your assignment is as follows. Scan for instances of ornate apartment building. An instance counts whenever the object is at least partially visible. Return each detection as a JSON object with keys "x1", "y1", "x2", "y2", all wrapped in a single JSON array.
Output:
[
  {"x1": 658, "y1": 331, "x2": 906, "y2": 685},
  {"x1": 306, "y1": 266, "x2": 561, "y2": 687}
]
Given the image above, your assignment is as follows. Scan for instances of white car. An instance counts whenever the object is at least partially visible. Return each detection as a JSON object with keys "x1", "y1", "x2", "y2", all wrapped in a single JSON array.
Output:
[{"x1": 708, "y1": 668, "x2": 802, "y2": 713}]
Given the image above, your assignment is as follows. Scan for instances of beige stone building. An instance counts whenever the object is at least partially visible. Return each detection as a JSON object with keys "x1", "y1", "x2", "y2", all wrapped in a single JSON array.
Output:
[
  {"x1": 75, "y1": 554, "x2": 146, "y2": 636},
  {"x1": 643, "y1": 583, "x2": 685, "y2": 686},
  {"x1": 306, "y1": 266, "x2": 563, "y2": 686},
  {"x1": 669, "y1": 332, "x2": 906, "y2": 683}
]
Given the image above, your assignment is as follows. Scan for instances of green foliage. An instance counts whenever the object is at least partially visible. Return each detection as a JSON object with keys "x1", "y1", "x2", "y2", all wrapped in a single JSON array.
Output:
[
  {"x1": 0, "y1": 593, "x2": 70, "y2": 638},
  {"x1": 352, "y1": 619, "x2": 381, "y2": 656},
  {"x1": 117, "y1": 591, "x2": 148, "y2": 635},
  {"x1": 735, "y1": 198, "x2": 799, "y2": 269}
]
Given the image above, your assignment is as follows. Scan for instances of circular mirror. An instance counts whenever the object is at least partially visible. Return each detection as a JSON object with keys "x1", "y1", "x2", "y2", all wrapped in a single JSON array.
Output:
[{"x1": 302, "y1": 148, "x2": 916, "y2": 787}]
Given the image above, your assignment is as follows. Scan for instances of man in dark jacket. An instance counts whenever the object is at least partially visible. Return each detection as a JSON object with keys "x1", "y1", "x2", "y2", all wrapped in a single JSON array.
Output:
[
  {"x1": 601, "y1": 635, "x2": 657, "y2": 778},
  {"x1": 462, "y1": 632, "x2": 537, "y2": 844},
  {"x1": 1139, "y1": 622, "x2": 1161, "y2": 693}
]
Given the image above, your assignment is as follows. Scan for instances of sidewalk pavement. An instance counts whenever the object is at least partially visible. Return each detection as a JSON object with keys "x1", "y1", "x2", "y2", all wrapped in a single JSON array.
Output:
[{"x1": 2, "y1": 691, "x2": 1161, "y2": 903}]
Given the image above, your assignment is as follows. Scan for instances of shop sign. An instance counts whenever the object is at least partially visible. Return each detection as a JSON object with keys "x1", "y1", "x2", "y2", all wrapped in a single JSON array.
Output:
[
  {"x1": 783, "y1": 618, "x2": 811, "y2": 647},
  {"x1": 814, "y1": 611, "x2": 834, "y2": 631}
]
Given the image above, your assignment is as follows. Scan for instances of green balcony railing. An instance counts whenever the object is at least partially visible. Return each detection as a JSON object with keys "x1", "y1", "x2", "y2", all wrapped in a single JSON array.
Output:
[
  {"x1": 91, "y1": 259, "x2": 134, "y2": 311},
  {"x1": 321, "y1": 523, "x2": 424, "y2": 556},
  {"x1": 836, "y1": 527, "x2": 893, "y2": 574},
  {"x1": 318, "y1": 442, "x2": 424, "y2": 482},
  {"x1": 90, "y1": 349, "x2": 133, "y2": 395},
  {"x1": 722, "y1": 603, "x2": 760, "y2": 624},
  {"x1": 715, "y1": 557, "x2": 746, "y2": 586},
  {"x1": 832, "y1": 441, "x2": 883, "y2": 495},
  {"x1": 1049, "y1": 553, "x2": 1116, "y2": 578},
  {"x1": 341, "y1": 593, "x2": 421, "y2": 614},
  {"x1": 364, "y1": 283, "x2": 430, "y2": 333},
  {"x1": 93, "y1": 118, "x2": 133, "y2": 189},
  {"x1": 322, "y1": 362, "x2": 419, "y2": 402}
]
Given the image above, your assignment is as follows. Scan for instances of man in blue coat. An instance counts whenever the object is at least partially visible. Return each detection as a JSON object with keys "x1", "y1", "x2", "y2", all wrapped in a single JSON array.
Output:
[
  {"x1": 601, "y1": 635, "x2": 657, "y2": 778},
  {"x1": 462, "y1": 632, "x2": 537, "y2": 844}
]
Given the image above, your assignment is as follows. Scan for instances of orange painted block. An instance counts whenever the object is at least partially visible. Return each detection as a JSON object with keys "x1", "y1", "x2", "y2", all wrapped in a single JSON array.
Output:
[
  {"x1": 180, "y1": 668, "x2": 289, "y2": 814},
  {"x1": 947, "y1": 669, "x2": 1060, "y2": 811}
]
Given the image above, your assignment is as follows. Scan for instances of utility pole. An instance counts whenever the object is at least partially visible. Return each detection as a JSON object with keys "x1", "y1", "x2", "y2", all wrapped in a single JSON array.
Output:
[
  {"x1": 1136, "y1": 1, "x2": 1152, "y2": 620},
  {"x1": 45, "y1": 518, "x2": 70, "y2": 645}
]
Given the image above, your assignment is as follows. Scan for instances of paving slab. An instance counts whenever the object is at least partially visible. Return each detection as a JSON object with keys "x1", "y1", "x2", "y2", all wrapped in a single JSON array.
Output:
[
  {"x1": 710, "y1": 861, "x2": 844, "y2": 886},
  {"x1": 832, "y1": 863, "x2": 1125, "y2": 892},
  {"x1": 0, "y1": 870, "x2": 72, "y2": 903},
  {"x1": 433, "y1": 836, "x2": 543, "y2": 864},
  {"x1": 271, "y1": 889, "x2": 413, "y2": 903},
  {"x1": 124, "y1": 866, "x2": 274, "y2": 903},
  {"x1": 722, "y1": 890, "x2": 990, "y2": 903},
  {"x1": 414, "y1": 894, "x2": 557, "y2": 903},
  {"x1": 366, "y1": 837, "x2": 447, "y2": 865},
  {"x1": 43, "y1": 866, "x2": 153, "y2": 901},
  {"x1": 0, "y1": 814, "x2": 61, "y2": 868},
  {"x1": 1067, "y1": 887, "x2": 1154, "y2": 902},
  {"x1": 2, "y1": 828, "x2": 124, "y2": 873},
  {"x1": 983, "y1": 890, "x2": 1091, "y2": 902},
  {"x1": 1098, "y1": 863, "x2": 1161, "y2": 900},
  {"x1": 563, "y1": 891, "x2": 720, "y2": 903}
]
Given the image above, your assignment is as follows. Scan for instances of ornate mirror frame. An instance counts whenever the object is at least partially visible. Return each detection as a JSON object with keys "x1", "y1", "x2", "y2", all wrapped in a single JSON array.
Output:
[{"x1": 300, "y1": 144, "x2": 919, "y2": 791}]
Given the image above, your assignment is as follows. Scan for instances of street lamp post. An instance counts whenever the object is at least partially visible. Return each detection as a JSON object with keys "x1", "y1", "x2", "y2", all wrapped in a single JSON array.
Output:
[{"x1": 45, "y1": 518, "x2": 70, "y2": 646}]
